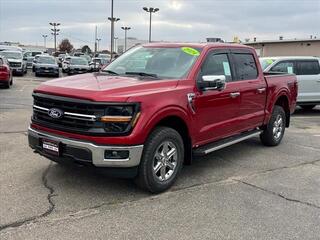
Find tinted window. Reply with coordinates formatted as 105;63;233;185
270;61;295;74
0;58;3;65
233;53;258;80
297;61;320;75
199;53;232;81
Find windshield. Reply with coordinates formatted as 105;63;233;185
38;56;56;64
260;58;275;70
70;58;88;65
0;51;22;60
103;46;202;79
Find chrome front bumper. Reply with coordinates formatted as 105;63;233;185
28;127;144;168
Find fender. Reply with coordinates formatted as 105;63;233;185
264;87;290;126
142;105;193;140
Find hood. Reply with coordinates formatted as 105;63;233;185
70;64;90;68
8;59;22;63
36;63;58;68
34;73;179;102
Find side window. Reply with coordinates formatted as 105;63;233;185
270;61;295;74
297;61;320;75
233;53;258;80
199;53;232;81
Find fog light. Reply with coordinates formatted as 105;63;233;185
104;150;129;160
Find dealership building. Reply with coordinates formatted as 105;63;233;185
244;38;320;57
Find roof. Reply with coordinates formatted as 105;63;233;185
141;42;252;50
245;38;320;45
260;56;320;60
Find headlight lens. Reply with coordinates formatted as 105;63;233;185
99;105;140;134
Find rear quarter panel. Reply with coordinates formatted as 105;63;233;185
263;74;297;125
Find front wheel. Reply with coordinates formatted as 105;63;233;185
136;127;184;193
260;105;286;146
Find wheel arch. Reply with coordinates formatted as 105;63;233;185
274;94;290;127
144;108;193;165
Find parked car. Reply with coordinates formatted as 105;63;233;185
64;56;90;75
0;56;13;88
34;55;59;77
89;57;109;72
28;43;297;193
263;56;320;110
0;50;27;75
23;51;43;68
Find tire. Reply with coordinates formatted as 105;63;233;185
260;105;286;146
10;77;13;85
5;80;10;89
300;105;316;110
35;72;39;77
135;127;184;193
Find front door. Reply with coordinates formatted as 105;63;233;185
192;50;241;146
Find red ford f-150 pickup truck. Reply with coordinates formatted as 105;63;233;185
28;43;297;193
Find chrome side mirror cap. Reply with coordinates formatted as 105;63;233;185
201;75;226;91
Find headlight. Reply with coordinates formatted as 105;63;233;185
99;104;140;134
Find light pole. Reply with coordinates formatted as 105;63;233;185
108;0;120;59
96;38;102;52
143;7;159;42
42;34;48;48
50;22;60;54
121;27;131;52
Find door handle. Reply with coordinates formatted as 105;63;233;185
230;92;240;98
257;87;266;93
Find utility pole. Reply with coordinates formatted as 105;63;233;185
108;0;120;60
114;37;118;54
50;22;60;54
121;27;131;52
143;7;159;42
42;34;48;48
97;38;102;52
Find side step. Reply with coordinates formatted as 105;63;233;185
193;129;262;156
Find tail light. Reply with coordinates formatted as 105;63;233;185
0;66;8;72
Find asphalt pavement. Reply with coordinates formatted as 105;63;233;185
0;71;319;240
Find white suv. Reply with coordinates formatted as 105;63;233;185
261;56;320;110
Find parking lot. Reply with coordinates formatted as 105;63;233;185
0;72;320;239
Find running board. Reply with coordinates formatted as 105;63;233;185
193;129;262;156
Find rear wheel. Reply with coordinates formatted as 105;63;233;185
300;105;316;110
260;105;286;146
136;127;184;193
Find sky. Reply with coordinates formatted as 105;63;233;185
0;0;319;50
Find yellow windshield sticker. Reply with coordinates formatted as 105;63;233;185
181;47;200;56
266;59;274;64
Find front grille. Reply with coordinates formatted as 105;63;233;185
9;62;21;68
32;93;109;135
40;67;54;71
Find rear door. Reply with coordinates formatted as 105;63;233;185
230;49;267;131
295;60;320;103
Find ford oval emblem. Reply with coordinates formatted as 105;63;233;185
48;108;64;119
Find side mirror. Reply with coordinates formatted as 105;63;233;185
200;75;226;91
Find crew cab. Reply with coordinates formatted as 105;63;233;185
261;56;320;110
28;43;297;193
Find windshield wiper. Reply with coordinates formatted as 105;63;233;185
101;69;119;75
125;71;158;78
